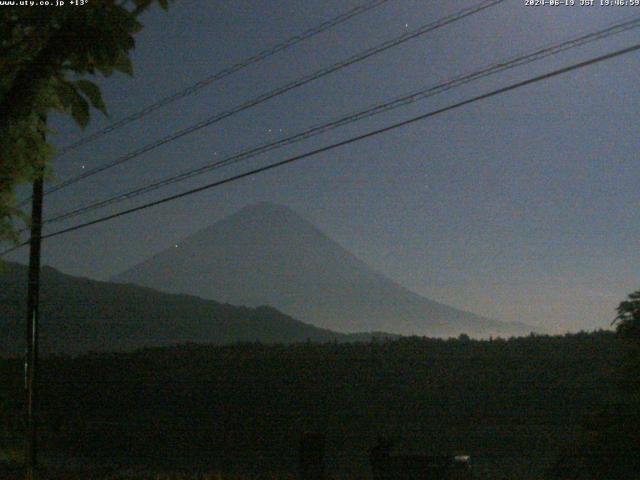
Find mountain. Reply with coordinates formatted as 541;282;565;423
0;262;389;356
113;202;532;337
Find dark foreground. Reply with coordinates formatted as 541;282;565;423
1;331;638;479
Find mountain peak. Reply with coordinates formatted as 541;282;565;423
238;201;297;215
221;202;310;228
185;203;328;252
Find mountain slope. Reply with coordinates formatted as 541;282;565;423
0;262;368;356
113;203;532;337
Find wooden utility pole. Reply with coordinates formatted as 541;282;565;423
24;164;45;480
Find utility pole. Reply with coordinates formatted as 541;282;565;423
25;126;45;480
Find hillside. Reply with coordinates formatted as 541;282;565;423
0;262;375;355
114;203;532;337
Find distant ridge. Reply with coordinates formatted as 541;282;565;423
114;202;533;338
0;262;394;356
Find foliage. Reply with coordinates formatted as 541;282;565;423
0;0;171;244
611;289;640;395
0;331;624;479
542;290;640;479
614;290;640;343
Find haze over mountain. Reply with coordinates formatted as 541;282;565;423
114;203;532;338
0;262;387;356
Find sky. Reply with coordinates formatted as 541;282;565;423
5;0;640;333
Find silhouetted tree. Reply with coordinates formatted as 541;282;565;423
613;289;640;395
614;290;640;342
0;0;172;244
548;290;640;479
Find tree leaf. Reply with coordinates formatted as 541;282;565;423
52;79;79;111
113;51;133;76
75;79;107;115
70;92;90;129
96;64;114;77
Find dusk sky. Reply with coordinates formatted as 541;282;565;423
5;0;640;333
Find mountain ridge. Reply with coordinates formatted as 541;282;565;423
0;261;396;356
113;202;533;337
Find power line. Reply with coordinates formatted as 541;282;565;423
16;0;390;208
33;0;505;199
3;40;638;256
41;15;640;226
51;0;391;158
